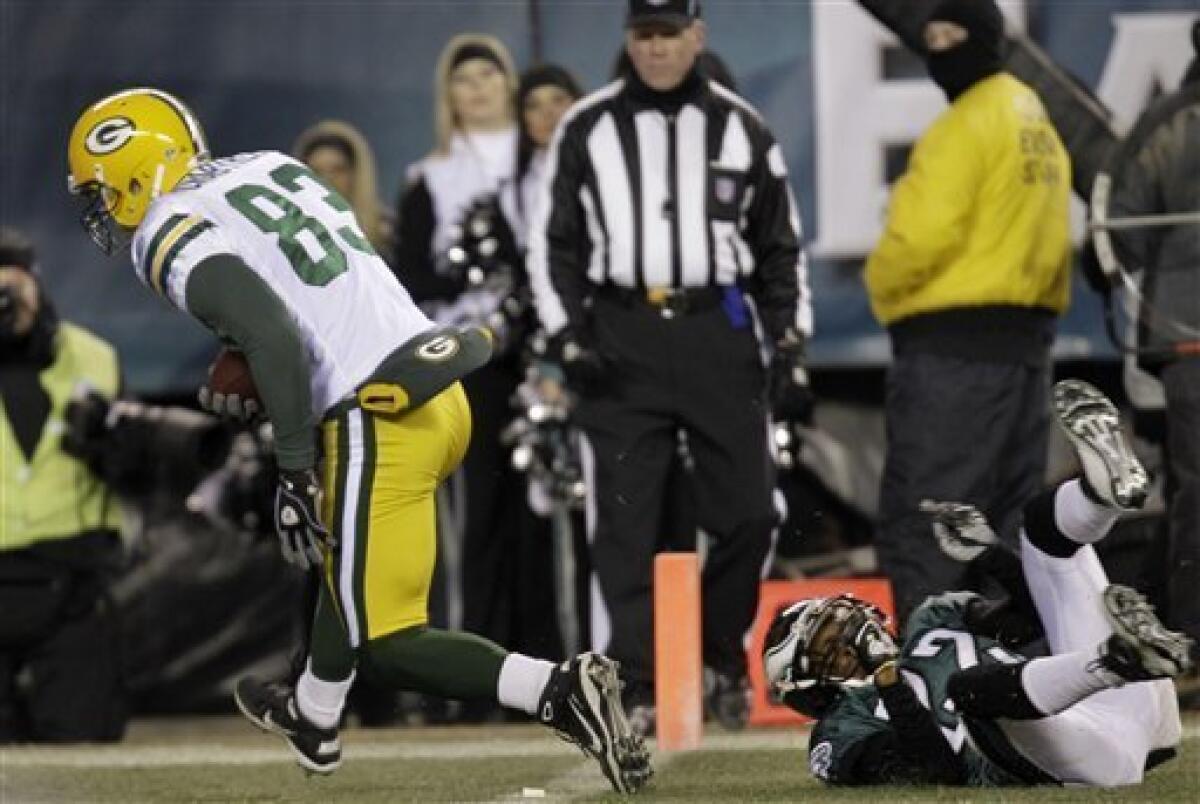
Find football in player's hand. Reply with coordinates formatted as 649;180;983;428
206;348;259;402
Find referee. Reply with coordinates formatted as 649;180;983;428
527;0;813;733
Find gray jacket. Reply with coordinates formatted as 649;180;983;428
1109;80;1200;367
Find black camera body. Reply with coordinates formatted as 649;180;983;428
0;284;19;340
62;389;232;499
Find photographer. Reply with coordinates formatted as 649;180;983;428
0;226;126;742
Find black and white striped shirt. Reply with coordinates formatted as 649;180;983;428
527;75;812;344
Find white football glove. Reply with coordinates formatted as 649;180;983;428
198;385;262;423
920;500;999;563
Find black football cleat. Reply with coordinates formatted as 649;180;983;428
537;653;653;794
234;677;341;775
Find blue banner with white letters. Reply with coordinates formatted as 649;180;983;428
2;0;1194;392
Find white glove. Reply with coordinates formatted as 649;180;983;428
198;385;262;423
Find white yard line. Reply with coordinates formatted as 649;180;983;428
0;725;1193;771
1;731;807;769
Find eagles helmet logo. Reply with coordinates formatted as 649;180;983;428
84;117;135;155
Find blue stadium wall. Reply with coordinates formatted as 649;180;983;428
1;0;1194;393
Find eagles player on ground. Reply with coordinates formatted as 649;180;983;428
764;380;1193;787
66;88;651;795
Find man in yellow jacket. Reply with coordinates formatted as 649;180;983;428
865;0;1071;620
0;227;126;741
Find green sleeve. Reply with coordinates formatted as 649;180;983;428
184;254;316;470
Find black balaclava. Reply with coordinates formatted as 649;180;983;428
1183;20;1200;87
925;0;1006;102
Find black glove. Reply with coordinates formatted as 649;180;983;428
769;338;814;425
275;467;334;570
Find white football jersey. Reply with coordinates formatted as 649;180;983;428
131;151;433;417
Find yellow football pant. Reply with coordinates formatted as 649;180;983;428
319;382;471;646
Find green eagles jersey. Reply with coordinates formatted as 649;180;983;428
808;592;1029;787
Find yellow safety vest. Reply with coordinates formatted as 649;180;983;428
865;73;1073;326
0;323;122;552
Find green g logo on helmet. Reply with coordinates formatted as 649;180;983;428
84;117;136;155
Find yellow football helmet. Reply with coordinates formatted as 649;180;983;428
67;88;209;253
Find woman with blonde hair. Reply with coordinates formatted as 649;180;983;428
395;32;519;297
292;120;394;258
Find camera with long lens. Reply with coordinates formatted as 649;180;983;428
62;387;232;498
0;285;19;340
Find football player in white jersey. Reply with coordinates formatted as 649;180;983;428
66;88;651;795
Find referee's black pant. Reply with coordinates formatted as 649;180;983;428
575;289;777;688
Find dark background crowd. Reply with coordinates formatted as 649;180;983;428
1;0;1197;742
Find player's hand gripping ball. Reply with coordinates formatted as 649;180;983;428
199;348;262;423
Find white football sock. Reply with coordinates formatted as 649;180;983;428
497;653;555;715
1021;648;1124;716
1054;479;1118;546
296;660;355;729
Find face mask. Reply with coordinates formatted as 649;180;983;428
926;40;1002;101
924;0;1005;101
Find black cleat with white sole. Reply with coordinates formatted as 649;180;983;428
234;676;342;775
1099;585;1194;682
1053;379;1149;510
537;653;653;794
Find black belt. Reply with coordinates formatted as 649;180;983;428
597;285;726;318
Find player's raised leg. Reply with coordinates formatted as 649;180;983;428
947;380;1190;785
1019;379;1149;653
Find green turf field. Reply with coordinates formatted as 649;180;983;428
1;716;1196;802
